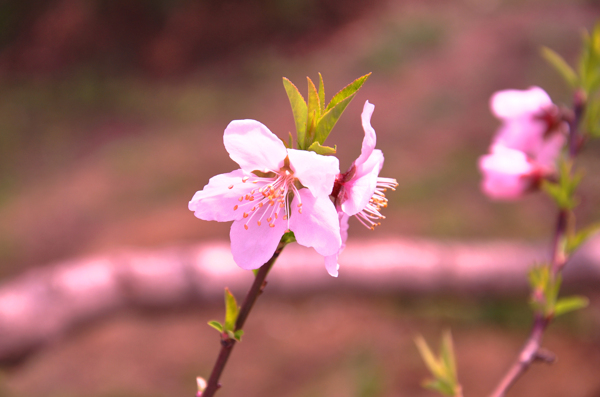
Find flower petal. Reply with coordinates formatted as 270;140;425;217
323;213;350;277
341;149;384;216
287;149;339;198
189;169;257;221
490;87;552;119
355;100;377;167
478;145;534;200
224;119;287;172
289;189;341;256
229;209;288;270
535;132;565;171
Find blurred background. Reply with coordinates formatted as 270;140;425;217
1;0;600;396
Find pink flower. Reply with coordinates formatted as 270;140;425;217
325;101;398;276
479;87;566;200
189;119;342;270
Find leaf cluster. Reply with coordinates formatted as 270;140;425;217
207;288;244;342
283;73;371;152
542;22;600;137
528;264;588;318
541;158;582;210
415;331;462;397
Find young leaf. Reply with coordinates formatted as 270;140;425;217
415;335;444;379
440;331;457;381
566;222;600;254
233;329;245;341
307;141;337;155
307;77;321;121
224;288;239;331
208;320;223;333
541;46;579;88
283;77;308;149
423;379;456;397
554;295;589;317
325;72;371;111
314;94;355;145
318;73;326;114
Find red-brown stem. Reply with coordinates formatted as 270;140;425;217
489;92;585;397
201;241;286;397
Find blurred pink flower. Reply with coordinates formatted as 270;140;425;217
326;101;398;276
480;87;566;200
189;119;341;271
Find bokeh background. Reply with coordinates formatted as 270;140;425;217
1;0;600;396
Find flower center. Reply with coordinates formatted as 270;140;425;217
352;177;398;230
228;164;303;230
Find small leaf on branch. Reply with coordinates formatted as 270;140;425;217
325;72;371;111
283;77;308;149
541;46;579;88
566;222;600;254
415;333;462;396
554;295;589;317
314;94;355;145
224;288;239;331
318;73;326;114
208;320;223;333
307;142;337;155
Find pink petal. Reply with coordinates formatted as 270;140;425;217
289;189;341;256
490;87;552;119
189;170;257;221
535;132;565;171
478;145;534;200
341;149;384;216
287;149;339;198
493;118;547;155
323;213;350;277
224;119;287;173
354;100;377;167
229;210;288;270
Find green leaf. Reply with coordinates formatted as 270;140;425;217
325;72;371;111
541;47;579;88
307;141;337;155
415;335;444;379
423;379;456;397
314;94;355;145
307;77;321;121
224;288;239;331
283;77;308;149
566;222;600;254
554;295;589;317
233;329;245;341
208;320;223;333
318;73;326;114
305;110;318;147
440;331;457;381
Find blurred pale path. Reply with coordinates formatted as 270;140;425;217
1;236;599;365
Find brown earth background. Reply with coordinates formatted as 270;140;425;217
1;0;600;396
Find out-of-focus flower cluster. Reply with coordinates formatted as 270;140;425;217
479;87;567;200
189;75;397;277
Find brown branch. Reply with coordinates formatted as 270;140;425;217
201;240;286;397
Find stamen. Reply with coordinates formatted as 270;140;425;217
233;205;238;210
242;176;249;183
244;224;248;230
228;185;234;189
257;221;261;226
243;212;249;218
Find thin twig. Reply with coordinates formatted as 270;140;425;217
489;93;585;397
201;240;287;397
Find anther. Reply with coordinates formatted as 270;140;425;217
257;221;261;226
298;208;303;214
243;212;249;218
238;196;244;202
283;215;288;220
228;185;234;189
269;224;275;228
233;205;238;210
244;224;249;230
267;217;272;222
242;176;249;183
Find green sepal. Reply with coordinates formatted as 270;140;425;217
283;77;308;149
208;320;223;333
307;141;337;155
224;288;239;332
415;331;461;397
554;295;589;317
281;230;296;244
541;46;579;89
